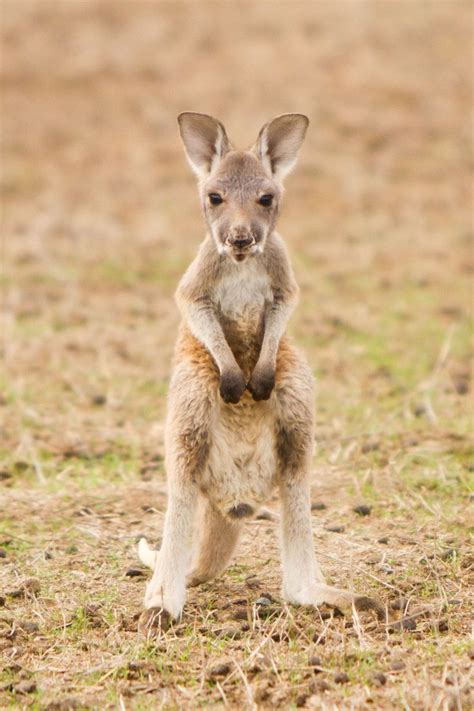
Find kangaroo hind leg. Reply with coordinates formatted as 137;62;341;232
187;499;242;587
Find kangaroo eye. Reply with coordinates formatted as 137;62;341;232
258;194;273;207
208;193;223;205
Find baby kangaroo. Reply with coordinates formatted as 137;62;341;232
138;113;383;634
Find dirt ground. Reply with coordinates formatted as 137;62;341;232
1;1;473;709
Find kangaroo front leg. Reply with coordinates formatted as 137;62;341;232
249;285;297;402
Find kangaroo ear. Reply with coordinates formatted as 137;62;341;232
177;112;231;178
253;113;309;181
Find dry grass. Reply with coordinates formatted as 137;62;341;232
1;1;473;709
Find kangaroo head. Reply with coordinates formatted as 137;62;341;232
178;112;309;263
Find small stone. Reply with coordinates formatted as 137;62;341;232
370;672;387;687
353;504;372;516
432;619;449;633
389;660;406;671
311;631;326;644
390;597;409;612
22;578;41;595
241;622;250;632
317;680;332;692
309;656;323;673
311;502;327;511
15;680;37;694
454;377;469;395
91;394;107;406
208;663;231;679
379;563;394;574
128;660;148;672
296;693;309;707
377;537;389;544
325;524;345;533
317;610;333;620
245;576;261;588
334;672;349;684
362;440;380;453
233;608;249;621
18;620;39;633
218;627;241;640
44;697;82;710
389;617;417;632
5;663;21;673
253;683;270;702
125;567;145;578
255;596;272;606
24;577;41;592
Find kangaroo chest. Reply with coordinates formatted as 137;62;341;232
214;260;272;321
214;260;272;373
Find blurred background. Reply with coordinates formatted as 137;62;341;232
2;0;472;475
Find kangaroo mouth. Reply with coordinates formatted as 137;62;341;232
228;243;258;263
233;251;250;262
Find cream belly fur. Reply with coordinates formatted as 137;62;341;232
201;396;277;517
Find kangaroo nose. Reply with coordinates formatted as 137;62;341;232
232;236;253;249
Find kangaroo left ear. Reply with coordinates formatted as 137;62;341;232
253;113;309;181
178;112;231;179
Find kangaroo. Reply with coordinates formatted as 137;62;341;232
138;113;383;634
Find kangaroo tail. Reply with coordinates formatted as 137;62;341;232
137;538;158;570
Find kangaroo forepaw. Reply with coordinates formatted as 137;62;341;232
248;366;275;401
219;368;247;404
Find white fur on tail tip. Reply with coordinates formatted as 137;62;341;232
138;538;158;570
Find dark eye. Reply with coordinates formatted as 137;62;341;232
258;194;273;207
208;193;223;205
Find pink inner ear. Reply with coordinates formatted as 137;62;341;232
256;115;308;179
179;114;230;175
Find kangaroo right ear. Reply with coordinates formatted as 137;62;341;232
177;112;231;179
253;113;309;181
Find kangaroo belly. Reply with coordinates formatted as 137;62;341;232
201;396;277;518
